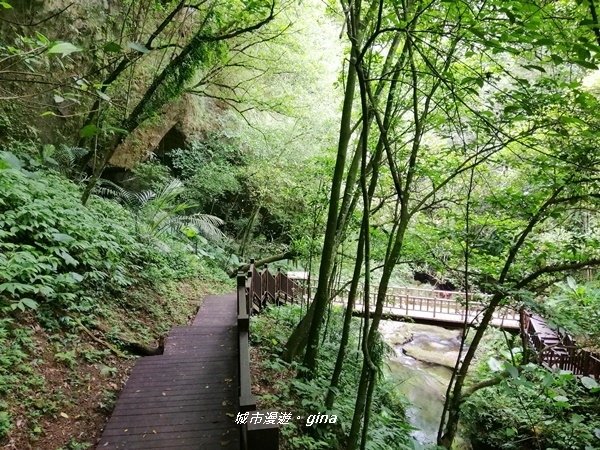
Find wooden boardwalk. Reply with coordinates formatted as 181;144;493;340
349;301;520;329
523;312;600;378
96;294;239;449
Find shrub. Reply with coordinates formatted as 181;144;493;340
462;363;600;449
0;163;144;312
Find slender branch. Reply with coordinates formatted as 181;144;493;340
460;371;509;401
516;258;600;288
0;2;74;26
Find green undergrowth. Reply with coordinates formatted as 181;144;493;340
0;157;233;447
461;333;600;450
250;304;413;450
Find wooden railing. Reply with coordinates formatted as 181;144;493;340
521;311;600;379
248;264;301;313
293;279;519;327
237;260;299;450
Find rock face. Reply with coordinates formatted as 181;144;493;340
108;95;197;169
108;96;227;169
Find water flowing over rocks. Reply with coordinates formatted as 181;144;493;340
380;321;468;447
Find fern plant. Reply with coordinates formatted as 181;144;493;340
36;144;88;179
94;178;225;245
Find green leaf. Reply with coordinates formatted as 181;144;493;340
506;364;519;379
79;124;99;138
70;272;84;283
127;42;150;54
0;1;12;8
542;372;554;387
52;233;75;243
503;105;521;115
0;283;25;294
103;125;128;135
58;250;78;266
20;298;39;310
521;64;546;73
487;357;502;372
581;376;599;390
0;151;23;169
96;90;110;101
535;37;554;46
553;395;569;403
47;42;81;57
573;59;597;70
103;41;122;53
35;32;49;45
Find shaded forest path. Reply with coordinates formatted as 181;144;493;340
96;294;239;449
94;267;599;450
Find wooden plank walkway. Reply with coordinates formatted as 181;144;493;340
96;294;239;449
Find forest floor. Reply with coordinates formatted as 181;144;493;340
2;278;228;450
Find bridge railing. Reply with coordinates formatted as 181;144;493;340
521;311;600;379
237;260;299;450
296;279;519;325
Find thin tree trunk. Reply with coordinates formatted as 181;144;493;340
239;204;260;258
438;293;502;447
347;38;376;448
283;47;358;370
360;368;377;450
325;224;365;409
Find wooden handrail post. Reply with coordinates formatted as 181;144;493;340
237;260;281;450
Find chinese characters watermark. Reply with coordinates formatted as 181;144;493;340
235;411;338;427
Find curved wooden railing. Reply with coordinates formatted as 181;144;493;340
237;260;299;450
521;311;600;379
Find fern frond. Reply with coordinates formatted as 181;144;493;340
54;146;88;172
133;190;157;207
93;179;136;207
183;213;225;241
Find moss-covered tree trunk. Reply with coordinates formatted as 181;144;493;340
81;2;276;205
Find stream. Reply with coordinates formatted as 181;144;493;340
380;321;466;447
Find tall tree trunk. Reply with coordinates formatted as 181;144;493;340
283;48;358;370
325;223;365;409
360;367;377;450
438;293;502;447
347;38;377;447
